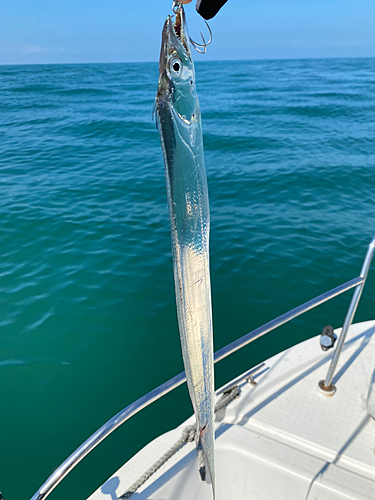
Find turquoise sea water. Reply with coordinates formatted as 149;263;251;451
1;58;375;500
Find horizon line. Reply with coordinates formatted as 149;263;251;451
1;54;375;67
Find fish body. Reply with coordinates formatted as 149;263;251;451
156;6;215;496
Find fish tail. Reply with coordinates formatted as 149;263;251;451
197;431;215;498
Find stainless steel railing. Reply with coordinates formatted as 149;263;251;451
319;234;375;394
30;234;375;500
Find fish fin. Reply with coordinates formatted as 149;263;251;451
199;465;206;481
198;433;215;499
197;445;206;481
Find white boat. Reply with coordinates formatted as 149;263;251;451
30;235;375;500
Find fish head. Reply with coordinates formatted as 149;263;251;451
157;7;198;124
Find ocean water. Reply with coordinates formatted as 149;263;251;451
1;58;375;500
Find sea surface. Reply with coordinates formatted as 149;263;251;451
1;58;375;500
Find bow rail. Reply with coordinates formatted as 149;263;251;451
31;234;375;500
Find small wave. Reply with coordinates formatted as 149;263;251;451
203;134;283;152
11;85;58;93
0;359;26;366
282;104;359;118
54;88;114;96
26;308;54;331
0;358;70;367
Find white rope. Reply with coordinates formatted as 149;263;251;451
119;385;240;499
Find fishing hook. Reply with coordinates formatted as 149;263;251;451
189;20;212;54
171;1;213;54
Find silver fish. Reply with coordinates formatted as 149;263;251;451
156;5;215;496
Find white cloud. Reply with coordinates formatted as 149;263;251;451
22;45;51;54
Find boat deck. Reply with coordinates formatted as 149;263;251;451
89;320;375;500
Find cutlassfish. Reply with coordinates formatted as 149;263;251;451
156;4;215;496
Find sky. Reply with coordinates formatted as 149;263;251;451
1;0;375;65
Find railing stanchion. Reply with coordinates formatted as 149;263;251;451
319;235;375;395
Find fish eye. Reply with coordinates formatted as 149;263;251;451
169;57;182;76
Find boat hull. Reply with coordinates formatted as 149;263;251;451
89;320;375;500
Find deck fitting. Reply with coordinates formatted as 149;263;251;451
318;380;336;396
247;375;257;386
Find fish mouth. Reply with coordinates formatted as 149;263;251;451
174;10;182;40
159;5;191;60
170;6;191;53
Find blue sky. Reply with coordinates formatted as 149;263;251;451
1;0;375;64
